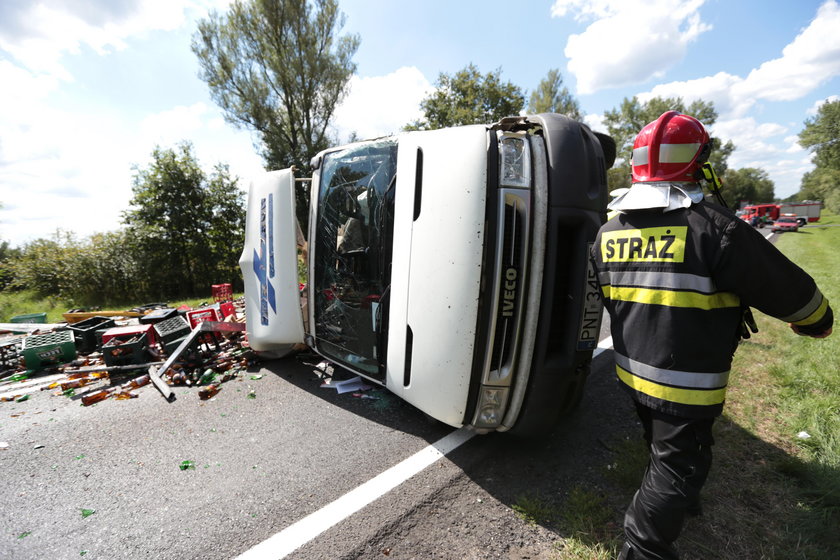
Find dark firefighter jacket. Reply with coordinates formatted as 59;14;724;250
591;201;833;418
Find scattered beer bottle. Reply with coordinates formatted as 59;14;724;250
169;369;187;386
68;370;109;380
198;384;220;400
60;378;92;391
197;369;216;386
122;374;150;390
81;388;114;406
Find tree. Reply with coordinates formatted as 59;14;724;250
122;143;245;299
0;239;20;291
799;99;840;170
405;64;525;130
7;232;78;300
528;68;582;120
799;168;840;213
603;96;735;191
192;0;359;172
721;167;775;207
205;163;247;290
798;99;840;212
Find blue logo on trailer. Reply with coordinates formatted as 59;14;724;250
254;194;276;325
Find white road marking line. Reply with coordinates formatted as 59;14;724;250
235;427;475;560
764;230;774;239
593;336;613;358
237;335;617;559
0;372;68;400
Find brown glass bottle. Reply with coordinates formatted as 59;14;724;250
122;374;150;390
198;384;221;400
81;389;114;406
60;378;92;390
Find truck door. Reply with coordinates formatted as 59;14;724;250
239;169;306;352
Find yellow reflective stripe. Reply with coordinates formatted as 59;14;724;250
602;286;740;310
617;365;726;406
793;297;829;326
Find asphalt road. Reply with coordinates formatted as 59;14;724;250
0;224;791;559
0;315;629;560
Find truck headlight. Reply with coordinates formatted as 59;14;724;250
473;386;509;429
499;134;531;188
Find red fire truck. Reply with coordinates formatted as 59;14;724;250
741;201;821;227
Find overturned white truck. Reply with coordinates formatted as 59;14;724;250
240;114;615;435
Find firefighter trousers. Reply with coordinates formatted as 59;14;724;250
619;403;715;560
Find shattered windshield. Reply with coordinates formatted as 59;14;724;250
312;139;397;379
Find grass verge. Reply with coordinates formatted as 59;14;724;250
0;289;232;323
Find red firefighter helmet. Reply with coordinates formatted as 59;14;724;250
631;111;711;183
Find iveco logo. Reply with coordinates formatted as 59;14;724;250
502;267;517;317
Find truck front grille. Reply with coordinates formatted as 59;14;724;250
483;190;530;386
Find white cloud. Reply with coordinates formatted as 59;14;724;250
583;112;607;134
784;135;806;154
638;72;753;118
0;0;258;246
584;1;840;112
735;1;840;102
712;117;812;197
552;0;711;94
0;0;226;79
621;1;840;197
140;102;212;146
0;82;261;247
331;67;432;142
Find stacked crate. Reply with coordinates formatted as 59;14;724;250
212;283;233;303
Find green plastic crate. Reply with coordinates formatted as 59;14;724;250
11;312;48;324
22;331;76;370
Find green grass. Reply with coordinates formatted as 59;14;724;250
0;289;69;323
604;437;648;491
560;486;615;538
513;494;559;526
0;289;234;323
554;213;840;559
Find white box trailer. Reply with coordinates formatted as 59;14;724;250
240;114;615;435
779;201;821;225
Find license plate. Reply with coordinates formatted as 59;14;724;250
577;242;603;351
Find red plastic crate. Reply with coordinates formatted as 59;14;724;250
219;301;235;318
101;324;157;346
186;307;221;329
212;283;233;303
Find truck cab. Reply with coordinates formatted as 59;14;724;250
240;114;614;435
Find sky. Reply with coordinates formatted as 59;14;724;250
1;0;839;248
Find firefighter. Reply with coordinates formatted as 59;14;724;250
591;111;834;560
